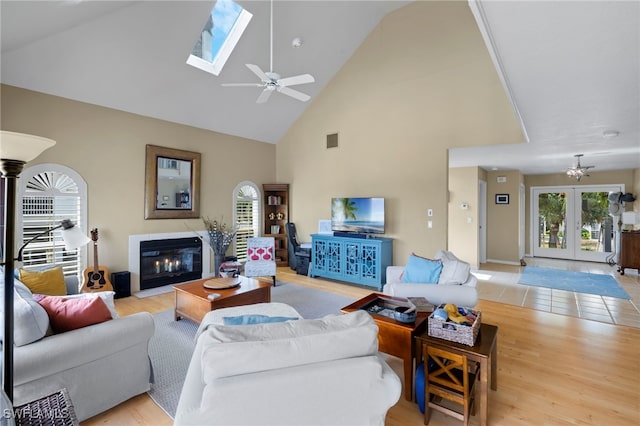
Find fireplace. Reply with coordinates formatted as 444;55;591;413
139;237;202;290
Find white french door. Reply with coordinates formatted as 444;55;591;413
532;185;623;262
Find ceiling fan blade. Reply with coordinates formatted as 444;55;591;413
246;64;270;82
277;86;311;102
222;83;264;87
278;74;315;87
256;88;274;104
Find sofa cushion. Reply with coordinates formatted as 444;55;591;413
0;280;50;346
62;291;119;319
401;253;442;284
199;310;378;380
18;267;67;296
435;250;471;285
35;295;112;333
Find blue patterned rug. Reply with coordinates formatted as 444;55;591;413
518;267;630;299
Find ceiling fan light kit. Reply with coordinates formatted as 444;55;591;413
222;0;315;103
566;153;594;181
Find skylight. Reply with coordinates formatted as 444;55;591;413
186;0;252;76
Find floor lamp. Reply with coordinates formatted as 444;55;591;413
1;131;56;403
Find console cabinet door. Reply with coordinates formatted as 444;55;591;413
360;241;382;285
326;239;343;279
312;238;328;275
344;241;362;281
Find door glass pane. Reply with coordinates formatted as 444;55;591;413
579;191;614;254
537;192;567;250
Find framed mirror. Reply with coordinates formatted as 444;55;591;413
145;144;201;219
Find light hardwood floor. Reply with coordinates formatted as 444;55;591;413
83;265;640;425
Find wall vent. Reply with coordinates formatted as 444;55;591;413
326;133;338;149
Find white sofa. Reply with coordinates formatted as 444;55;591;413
175;303;401;426
383;250;479;307
3;275;154;422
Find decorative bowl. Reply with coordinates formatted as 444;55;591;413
393;306;417;323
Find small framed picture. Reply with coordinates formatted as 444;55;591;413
495;194;509;204
318;219;332;235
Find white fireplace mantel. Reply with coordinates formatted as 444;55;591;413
128;231;212;293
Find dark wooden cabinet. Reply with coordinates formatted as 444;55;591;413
263;183;289;267
618;231;640;275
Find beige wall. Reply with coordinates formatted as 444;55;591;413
486;170;523;264
1;84;276;274
448;167;481;268
276;1;523;265
524;169;636;252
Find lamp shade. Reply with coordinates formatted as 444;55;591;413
622;211;640;226
0;131;56;162
60;223;91;250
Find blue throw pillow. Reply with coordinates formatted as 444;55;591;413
401;254;443;284
222;314;299;326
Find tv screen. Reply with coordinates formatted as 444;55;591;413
331;197;385;234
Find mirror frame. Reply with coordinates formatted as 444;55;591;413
145;144;201;219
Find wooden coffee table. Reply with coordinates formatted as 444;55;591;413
173;276;271;323
341;292;429;401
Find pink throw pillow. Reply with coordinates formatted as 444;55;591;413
248;247;273;261
35;295;112;333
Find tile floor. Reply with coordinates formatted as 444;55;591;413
474;257;640;328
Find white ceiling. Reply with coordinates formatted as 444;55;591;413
0;0;409;144
454;0;640;175
1;0;639;176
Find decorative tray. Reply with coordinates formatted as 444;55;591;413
203;277;241;290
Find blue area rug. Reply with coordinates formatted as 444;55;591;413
518;266;630;299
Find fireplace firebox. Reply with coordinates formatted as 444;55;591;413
140;237;202;290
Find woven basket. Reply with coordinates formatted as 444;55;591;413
13;388;79;426
428;305;481;346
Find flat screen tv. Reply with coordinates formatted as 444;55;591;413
331;197;385;234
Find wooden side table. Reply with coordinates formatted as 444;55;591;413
342;292;428;401
415;323;499;426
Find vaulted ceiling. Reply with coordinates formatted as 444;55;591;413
1;1;638;175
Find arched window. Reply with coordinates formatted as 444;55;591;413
232;181;261;261
17;164;88;283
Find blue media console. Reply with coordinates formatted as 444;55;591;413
310;233;393;290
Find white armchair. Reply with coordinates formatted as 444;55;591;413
175;305;401;426
244;237;277;286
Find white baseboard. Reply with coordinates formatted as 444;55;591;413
485;258;521;266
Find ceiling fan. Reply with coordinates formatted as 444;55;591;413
222;0;315;103
566;154;595;181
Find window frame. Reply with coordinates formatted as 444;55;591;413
16;163;88;284
186;0;253;76
232;181;261;262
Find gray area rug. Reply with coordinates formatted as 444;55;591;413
147;282;356;418
273;280;355;318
